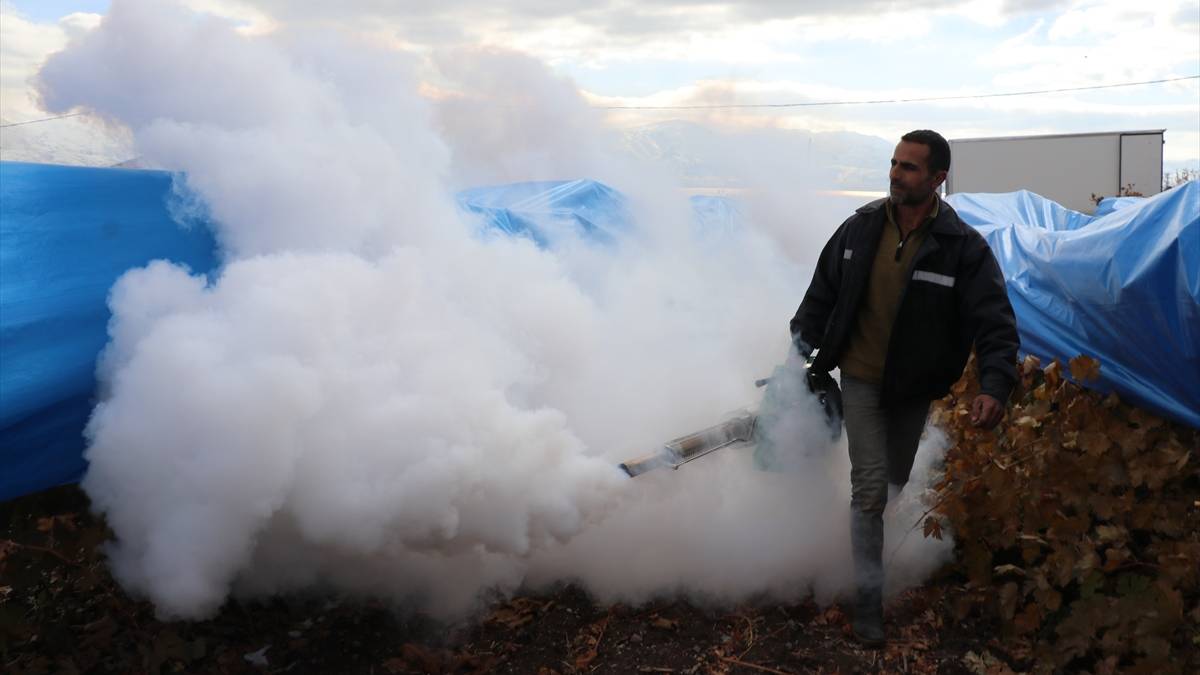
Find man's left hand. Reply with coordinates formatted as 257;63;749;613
970;394;1004;429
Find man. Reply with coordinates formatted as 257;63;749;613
790;130;1019;647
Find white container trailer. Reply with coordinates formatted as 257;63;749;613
946;130;1164;214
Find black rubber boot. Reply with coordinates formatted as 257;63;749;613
850;509;886;648
852;586;884;647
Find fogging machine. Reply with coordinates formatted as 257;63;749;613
618;356;843;477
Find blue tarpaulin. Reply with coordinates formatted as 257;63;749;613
2;161;1197;501
456;179;744;243
1;162;220;500
457;179;630;246
947;183;1199;428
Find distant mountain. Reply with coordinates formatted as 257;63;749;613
0;114;133;167
1;113;897;193
621;120;892;191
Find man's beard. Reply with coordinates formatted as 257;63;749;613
889;184;932;206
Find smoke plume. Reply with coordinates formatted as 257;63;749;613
36;0;951;620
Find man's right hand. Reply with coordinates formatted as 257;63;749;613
970;393;1004;429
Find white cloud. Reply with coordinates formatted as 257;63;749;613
175;1;949;68
179;0;278;34
982;0;1199;88
0;5;119;163
4;0;1196;167
0;9;69;117
0;9;101;111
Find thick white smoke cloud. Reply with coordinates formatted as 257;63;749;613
432;47;635;190
36;4;454;257
38;0;951;620
86;249;627;617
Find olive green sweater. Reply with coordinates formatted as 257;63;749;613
838;198;939;382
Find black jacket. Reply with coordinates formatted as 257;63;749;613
790;197;1019;406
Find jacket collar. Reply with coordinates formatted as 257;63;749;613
856;195;965;237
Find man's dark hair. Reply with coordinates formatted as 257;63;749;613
901;129;951;174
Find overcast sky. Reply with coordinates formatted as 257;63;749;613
2;0;1198;165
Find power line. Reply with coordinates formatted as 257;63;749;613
0;112;84;128
2;75;1194;124
599;75;1200;110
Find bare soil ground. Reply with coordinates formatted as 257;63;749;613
3;484;1016;675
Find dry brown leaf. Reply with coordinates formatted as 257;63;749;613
486;597;543;629
1068;355;1101;382
574;647;598;671
1093;524;1125;543
1043;361;1061;389
1077;430;1110;456
992;564;1026;578
400;643;444;674
923;516;944;540
0;539;16;564
1012;601;1042;634
381;657;407;674
997;582;1020;620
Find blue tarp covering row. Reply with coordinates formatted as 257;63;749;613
947;183;1199;428
1;160;1197;500
1;162;220;499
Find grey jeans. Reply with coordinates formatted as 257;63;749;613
840;374;931;516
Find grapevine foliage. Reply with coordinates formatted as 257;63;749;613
927;354;1200;673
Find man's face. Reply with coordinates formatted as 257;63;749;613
888;141;946;206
